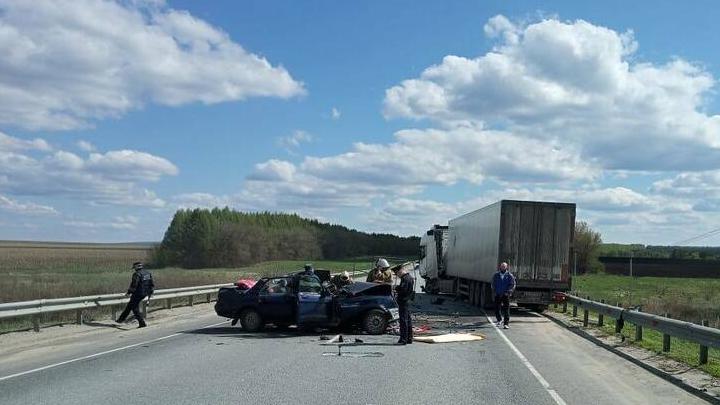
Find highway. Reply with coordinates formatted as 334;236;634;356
0;295;708;405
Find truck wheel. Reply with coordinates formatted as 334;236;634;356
240;309;263;332
363;309;388;335
527;304;547;313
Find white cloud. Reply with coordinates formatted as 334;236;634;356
0;194;58;215
276;130;313;154
77;140;95;152
0;132;176;207
86;150;178;181
384;15;720;172
0;131;52;152
0;0;305;130
244;124;596;211
64;215;139;230
173;193;234;209
331;107;341;120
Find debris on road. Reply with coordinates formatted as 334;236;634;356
414;333;485;344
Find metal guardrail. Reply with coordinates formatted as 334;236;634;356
0;283;233;332
561;293;719;365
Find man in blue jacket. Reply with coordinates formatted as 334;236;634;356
492;262;516;329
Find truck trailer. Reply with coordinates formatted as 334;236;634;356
419;200;575;311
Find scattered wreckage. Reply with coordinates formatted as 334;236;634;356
215;271;399;335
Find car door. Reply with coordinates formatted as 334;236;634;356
296;274;330;325
257;277;294;323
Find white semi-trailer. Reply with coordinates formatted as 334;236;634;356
420;200;575;311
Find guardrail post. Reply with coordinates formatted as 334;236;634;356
662;313;671;352
598;300;605;326
111;305;117;322
699;320;709;365
207;293;211;303
141;301;147;319
635;324;642;341
583;309;589;327
562;301;567;313
166;298;172;310
33;315;40;332
572;304;578;317
76;309;83;325
189;295;194;307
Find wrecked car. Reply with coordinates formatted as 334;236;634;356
215;272;399;334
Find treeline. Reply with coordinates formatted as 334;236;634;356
600;244;720;260
152;208;419;268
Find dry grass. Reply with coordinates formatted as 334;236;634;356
0;243;376;332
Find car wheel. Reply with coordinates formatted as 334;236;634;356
363;309;388;335
240;309;263;332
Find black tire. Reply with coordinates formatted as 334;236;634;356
239;309;263;332
363;309;388;335
526;304;547;313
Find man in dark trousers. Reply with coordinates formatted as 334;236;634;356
116;262;154;328
392;263;415;345
492;262;516;329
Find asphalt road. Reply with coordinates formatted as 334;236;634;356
0;295;708;405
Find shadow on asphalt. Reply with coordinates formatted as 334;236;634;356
83;321;126;330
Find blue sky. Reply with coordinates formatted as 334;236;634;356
2;0;720;244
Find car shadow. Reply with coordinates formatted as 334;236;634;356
184;325;351;340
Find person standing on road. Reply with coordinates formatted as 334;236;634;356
492;262;515;329
393;263;415;345
367;258;393;284
116;262;154;328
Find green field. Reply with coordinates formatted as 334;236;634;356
571;274;720;328
560;274;720;377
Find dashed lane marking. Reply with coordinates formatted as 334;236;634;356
485;314;568;405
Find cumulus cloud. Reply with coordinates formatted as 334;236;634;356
276;130;313;154
0;0;305;130
0;132;176;207
64;215;139;230
331;107;341;120
239;123;597;212
173;192;234;209
0;131;52;152
77;140;95;152
0;194;58;215
384;15;720;171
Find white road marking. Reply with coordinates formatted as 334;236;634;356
0;320;229;382
486;315;568;405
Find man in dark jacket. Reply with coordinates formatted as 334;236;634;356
392;263;415;345
116;262;154;328
492;262;516;329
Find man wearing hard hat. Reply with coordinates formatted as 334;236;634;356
366;258;393;284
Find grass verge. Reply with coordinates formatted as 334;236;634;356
550;305;720;378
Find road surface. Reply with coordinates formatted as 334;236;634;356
0;294;708;405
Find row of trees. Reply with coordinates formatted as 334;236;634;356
600;244;720;260
152;208;419;268
574;221;603;274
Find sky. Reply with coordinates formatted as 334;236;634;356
2;0;720;245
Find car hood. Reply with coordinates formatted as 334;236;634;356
341;281;392;296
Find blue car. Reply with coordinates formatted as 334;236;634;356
215;272;399;335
